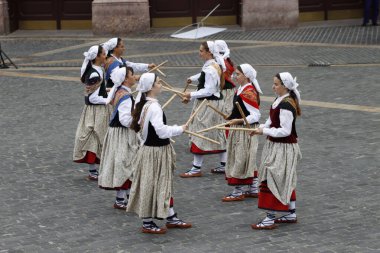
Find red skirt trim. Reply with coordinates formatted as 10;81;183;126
225;171;257;185
226;177;253;185
74;151;100;164
190;143;225;155
99;179;132;191
170;197;174;207
258;181;296;212
254;171;258;178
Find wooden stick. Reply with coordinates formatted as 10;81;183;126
148;60;168;77
183;82;190;92
235;102;250;128
160;79;175;89
162;81;189;109
216;126;257;132
207;102;228;119
162;94;177;109
184;130;220;145
160;79;182;108
186;99;207;125
162;86;186;97
170;138;175;143
196;122;230;133
156;68;166;77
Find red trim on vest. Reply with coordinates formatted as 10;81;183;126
74;151;100;164
258;181;296;212
240;85;259;109
190;143;225;154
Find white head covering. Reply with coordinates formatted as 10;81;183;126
239;64;263;94
215;40;230;59
81;45;100;78
101;37;118;55
106;67;127;104
135;73;156;105
279;72;301;101
206;41;226;72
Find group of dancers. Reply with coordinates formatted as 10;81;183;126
72;37;302;234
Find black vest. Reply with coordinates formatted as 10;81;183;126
197;71;223;100
227;94;250;120
84;94;99;105
109;95;135;128
83;67;107;104
144;112;170;147
227;93;259;125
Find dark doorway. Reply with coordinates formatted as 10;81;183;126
149;0;239;27
299;0;364;20
8;0;19;32
11;0;92;30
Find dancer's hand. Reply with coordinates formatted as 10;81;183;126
183;92;191;99
148;63;156;69
182;97;190;104
228;119;244;126
249;128;263;136
181;124;188;131
187;79;192;84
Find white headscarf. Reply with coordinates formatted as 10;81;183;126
206;41;226;72
135;73;156;105
80;45;99;78
106;67;127;104
102;37;118;55
239;64;263;94
215;40;230;60
279;72;301;101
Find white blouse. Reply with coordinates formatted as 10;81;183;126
88;65;107;105
260;93;294;138
117;86;133;127
111;55;149;73
138;98;183;142
189;59;220;99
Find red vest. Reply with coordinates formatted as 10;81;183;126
268;98;298;143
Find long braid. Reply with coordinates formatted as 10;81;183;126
131;93;147;132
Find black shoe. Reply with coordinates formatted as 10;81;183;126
373;23;378;26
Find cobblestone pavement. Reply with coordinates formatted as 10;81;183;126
0;24;379;253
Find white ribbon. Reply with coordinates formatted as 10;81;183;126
101;37;118;55
279;72;301;101
207;41;226;72
239;64;263;94
106;67;127;104
135;73;156;105
215;40;230;59
80;45;99;78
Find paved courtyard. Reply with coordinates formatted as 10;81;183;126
0;24;379;252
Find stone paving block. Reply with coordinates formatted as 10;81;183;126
0;28;379;252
